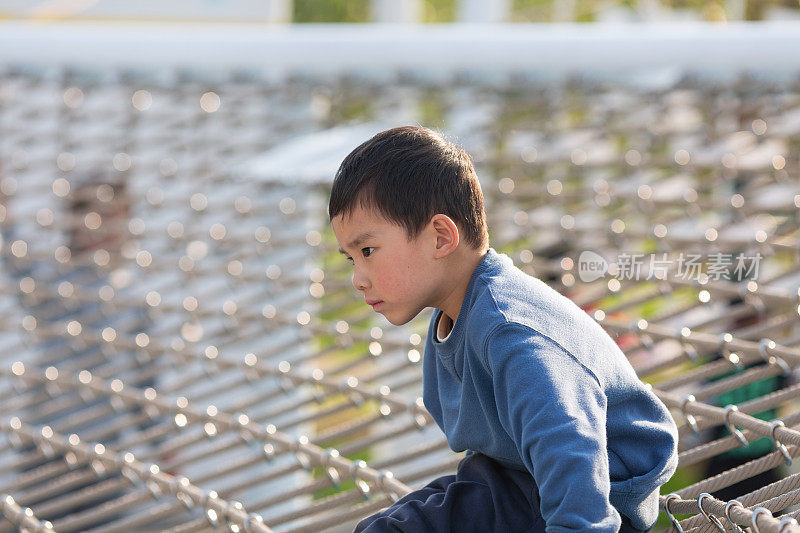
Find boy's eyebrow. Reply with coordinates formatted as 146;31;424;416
338;232;374;255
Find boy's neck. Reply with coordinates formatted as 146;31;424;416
435;245;488;333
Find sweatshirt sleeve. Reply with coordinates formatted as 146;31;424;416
485;323;621;533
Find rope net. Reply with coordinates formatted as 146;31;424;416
0;68;799;532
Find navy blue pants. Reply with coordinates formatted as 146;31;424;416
355;452;647;532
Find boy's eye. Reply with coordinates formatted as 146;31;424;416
362;247;374;257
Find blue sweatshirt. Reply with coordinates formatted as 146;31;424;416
423;249;678;532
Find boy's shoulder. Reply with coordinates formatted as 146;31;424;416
463;249;591;337
462;250;628;378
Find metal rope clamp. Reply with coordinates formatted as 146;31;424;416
679;335;699;363
322;449;341;489
750;507;773;533
779;516;799;533
680;394;699;434
723;405;749;449
262;442;276;462
143;404;161;422
222;500;244;531
377;470;400;503
760;338;791;377
351;460;371;501
663;493;683;533
769;420;793;466
724;500;746;533
717;333;742;370
346;387;365;407
742;287;767;317
37;438;56;460
243;365;260;384
237;416;256;447
277;376;294;394
91;457;109;478
7;431;24;451
697;493;725;532
243;513;266;533
717;332;731;353
5;499;24;529
144;475;163;499
1;495;13;514
144;464;170;498
293;437;312;471
62;449;78;470
109;391;126;413
120;463;139;484
170;476;195;510
201;490;221;529
629;320;653;351
410;398;428;430
311;385;326;404
44;381;62;401
35;519;54;532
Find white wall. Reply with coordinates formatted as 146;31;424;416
2;22;800;79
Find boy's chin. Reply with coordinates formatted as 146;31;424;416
380;310;415;326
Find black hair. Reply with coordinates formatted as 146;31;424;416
328;126;488;249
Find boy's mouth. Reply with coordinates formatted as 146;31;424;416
365;298;384;310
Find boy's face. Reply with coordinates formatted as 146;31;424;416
332;205;439;326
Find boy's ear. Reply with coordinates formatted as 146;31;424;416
429;214;459;259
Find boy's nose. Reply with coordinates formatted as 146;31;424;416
352;270;370;291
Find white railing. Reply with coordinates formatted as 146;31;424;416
2;21;800;76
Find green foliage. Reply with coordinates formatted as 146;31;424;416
293;0;456;22
291;0;800;23
423;0;458;22
511;0;603;21
713;374;781;458
311;439;373;500
418;92;449;129
295;0;800;24
512;0;556;20
293;0;370;23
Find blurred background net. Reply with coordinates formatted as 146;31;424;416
1;1;800;532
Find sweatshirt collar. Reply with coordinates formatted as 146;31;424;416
433;248;503;353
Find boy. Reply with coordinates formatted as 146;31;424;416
329;126;678;532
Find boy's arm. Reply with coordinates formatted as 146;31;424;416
485;323;621;533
